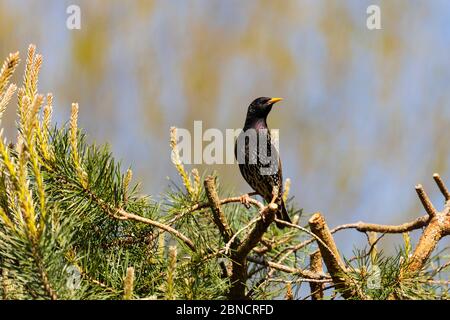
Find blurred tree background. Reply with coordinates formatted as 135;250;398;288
1;0;450;257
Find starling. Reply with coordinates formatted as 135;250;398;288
235;97;291;228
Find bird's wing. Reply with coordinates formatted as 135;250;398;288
234;129;284;201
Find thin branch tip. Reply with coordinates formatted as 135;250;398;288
432;173;450;200
415;184;437;217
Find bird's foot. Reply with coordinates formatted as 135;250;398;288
239;194;252;209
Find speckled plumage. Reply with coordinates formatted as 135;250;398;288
235;97;291;228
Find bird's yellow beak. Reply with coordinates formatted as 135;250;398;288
268;97;283;105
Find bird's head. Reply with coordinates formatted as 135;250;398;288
245;97;283;126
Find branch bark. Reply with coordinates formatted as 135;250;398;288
406;175;450;273
309;250;324;300
228;203;278;300
204;176;234;243
415;184;437;217
309;212;364;299
433;173;450;201
335;216;430;234
117;209;196;252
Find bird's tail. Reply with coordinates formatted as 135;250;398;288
275;198;291;229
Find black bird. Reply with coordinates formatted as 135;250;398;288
235;97;291;228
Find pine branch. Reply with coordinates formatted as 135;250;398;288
407;175;450;273
309;250;325;300
332;216;430;234
117;208;196;252
309;213;366;299
433;173;450;200
204;176;234;243
228;193;278;300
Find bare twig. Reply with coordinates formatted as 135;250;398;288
433;173;450;201
415;184;437;217
117;209;196;252
334;216;430;234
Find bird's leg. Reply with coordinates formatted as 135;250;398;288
270;186;279;205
